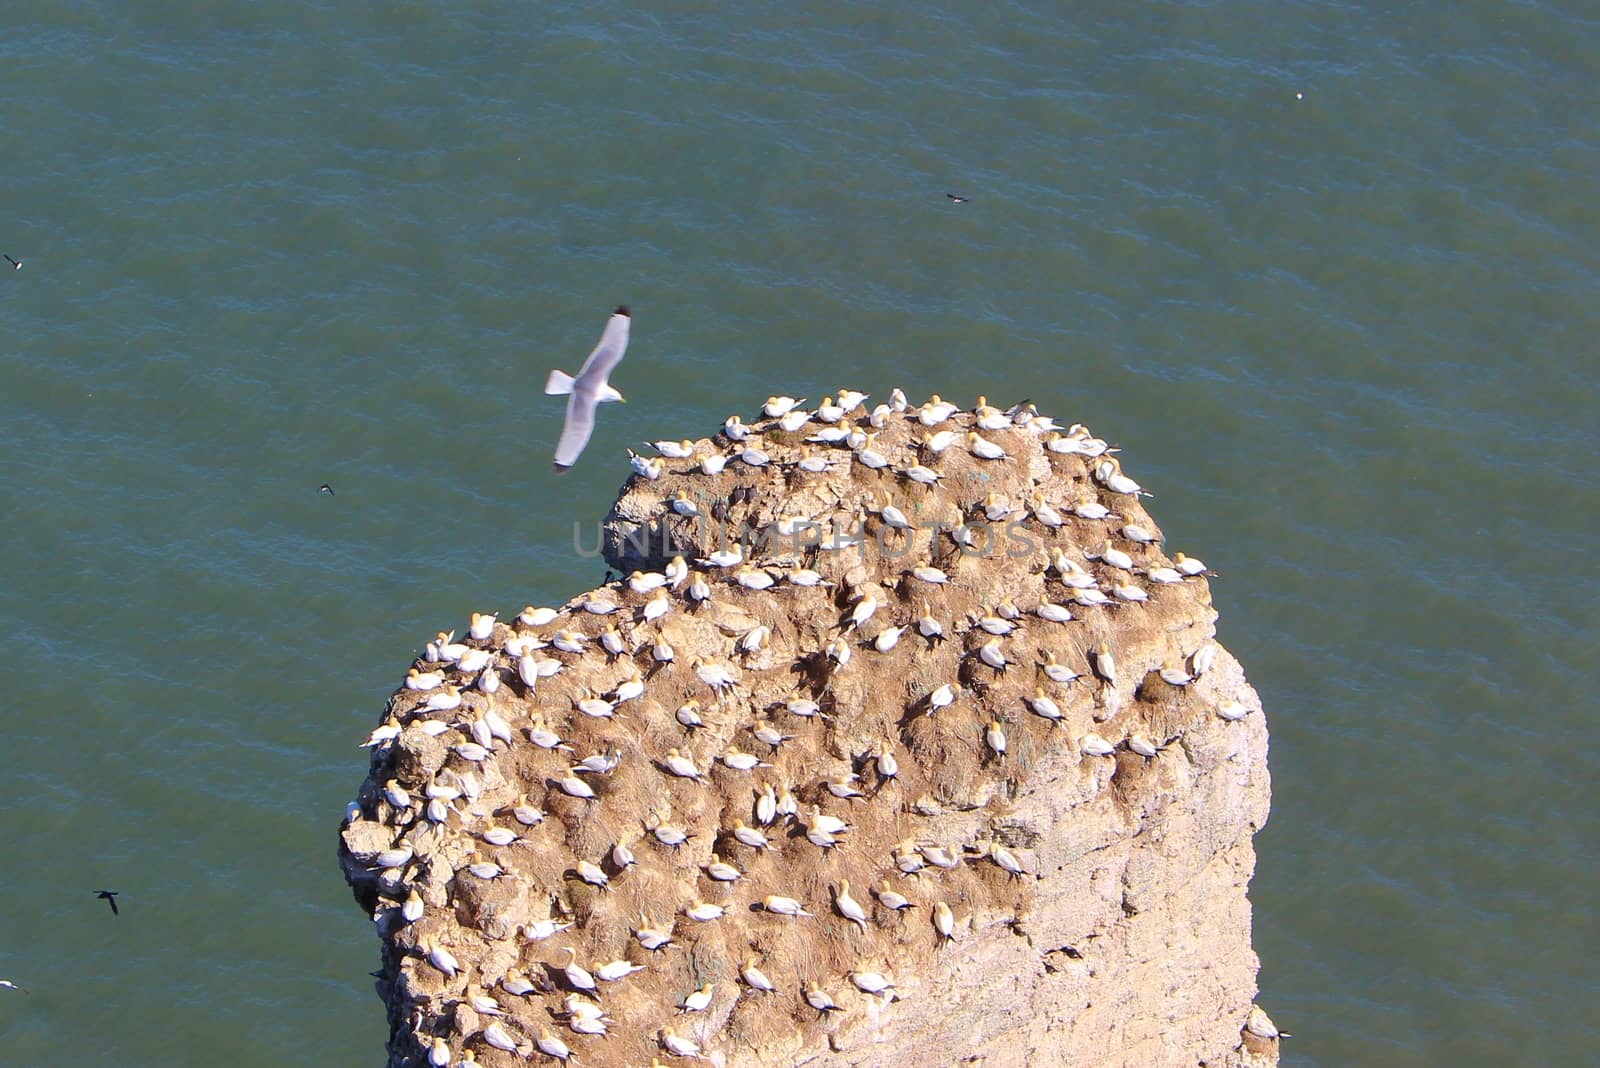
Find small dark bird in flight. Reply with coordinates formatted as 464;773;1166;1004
3;254;21;270
319;484;335;495
95;890;120;915
945;193;969;203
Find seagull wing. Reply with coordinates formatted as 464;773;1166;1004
552;307;630;472
573;306;631;387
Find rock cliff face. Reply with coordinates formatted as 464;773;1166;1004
339;391;1278;1068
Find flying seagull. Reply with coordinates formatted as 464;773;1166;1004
3;254;20;270
945;193;969;203
0;979;26;993
545;305;630;473
319;483;335;496
95;889;120;915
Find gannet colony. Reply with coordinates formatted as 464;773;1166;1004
339;389;1280;1067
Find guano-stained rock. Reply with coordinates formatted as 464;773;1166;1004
340;391;1278;1068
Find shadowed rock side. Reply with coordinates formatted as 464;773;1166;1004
340;392;1279;1068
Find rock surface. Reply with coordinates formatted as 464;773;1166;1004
339;391;1279;1067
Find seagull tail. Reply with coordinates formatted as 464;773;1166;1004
544;369;576;396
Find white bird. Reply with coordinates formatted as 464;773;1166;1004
874;883;914;911
660;1028;702;1057
1;979;27;993
425;942;461;977
1245;1006;1291;1040
1174;551;1210;576
851;970;896;996
805;984;843;1013
662;747;705;781
596;959;646;982
902;463;941;485
742;957;777;992
977;638;1009;671
933;901;955;942
985;720;1008;757
927;683;956;713
535;1028;574;1062
558;948;596;992
1028;688;1064;725
482;1022;520;1053
762;894;812;917
967;431;1008;460
684;899;725;922
1217;700;1252;721
834;880;869;930
546;305;630;472
1080;733;1116;757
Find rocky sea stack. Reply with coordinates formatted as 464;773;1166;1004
339;390;1278;1067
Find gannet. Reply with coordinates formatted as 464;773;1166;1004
481;825;520;847
675;701;705;729
575;692;616;719
527;720;573;751
1028;688;1065;725
1112;578;1149;603
705;854;742;881
518;605;559;627
1093;542;1135;571
1030;496;1065;528
977;613;1017;635
741;957;777;993
512;797;546;826
556;947;597;992
688;575;711;602
978;638;1010;670
650;438;695;459
1173;551;1209;576
1123;522;1157;544
920;429;957;454
1190;643;1217;677
684;900;725;922
910;564;949;585
889;387;908;411
635;917;675;951
921;843;961;869
627;450;664;479
1146;564;1183;584
1035;600;1074;624
825;773;864;799
724;414;750;440
927;682;956;714
649;819;693;847
1160;663;1194;686
918;395;958;425
875;742;899;780
808;422;852;444
525;918;574;940
406;667;445;691
805;809;849;848
1094;456;1146;496
786;696;822;718
985;720;1008;758
834;881;869;930
755;784;778;825
1245;1006;1290;1039
468;611;497;641
1128;733;1162;758
419;685;463;712
967;431;1009;460
429;1037;450;1066
762;894;812;917
751;720;795;751
425;942;461;977
805;984;843;1013
1217;700;1251;721
694;658;737;690
1069;586;1112;607
554;772;597;800
895;841;927;874
546;305;630;473
1080;733;1116;757
763;395;804;418
873;625;905;652
1091;641;1117;683
679;982;715;1013
660;1028;702;1057
1071;496;1116;520
902;463;941;485
874;883;914;911
453;741;490;763
595;959;646;982
736;625;769;654
934;900;956;942
826;636;852;666
662;747;705;781
501;972;537;997
851;970;895;996
535;1028;574;1062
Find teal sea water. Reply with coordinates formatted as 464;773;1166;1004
2;2;1596;1065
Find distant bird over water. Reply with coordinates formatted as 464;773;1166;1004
546;305;631;473
0;979;26;993
319;483;335;496
945;193;969;203
95;889;120;915
3;254;20;270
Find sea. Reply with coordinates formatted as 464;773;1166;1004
1;2;1595;1065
